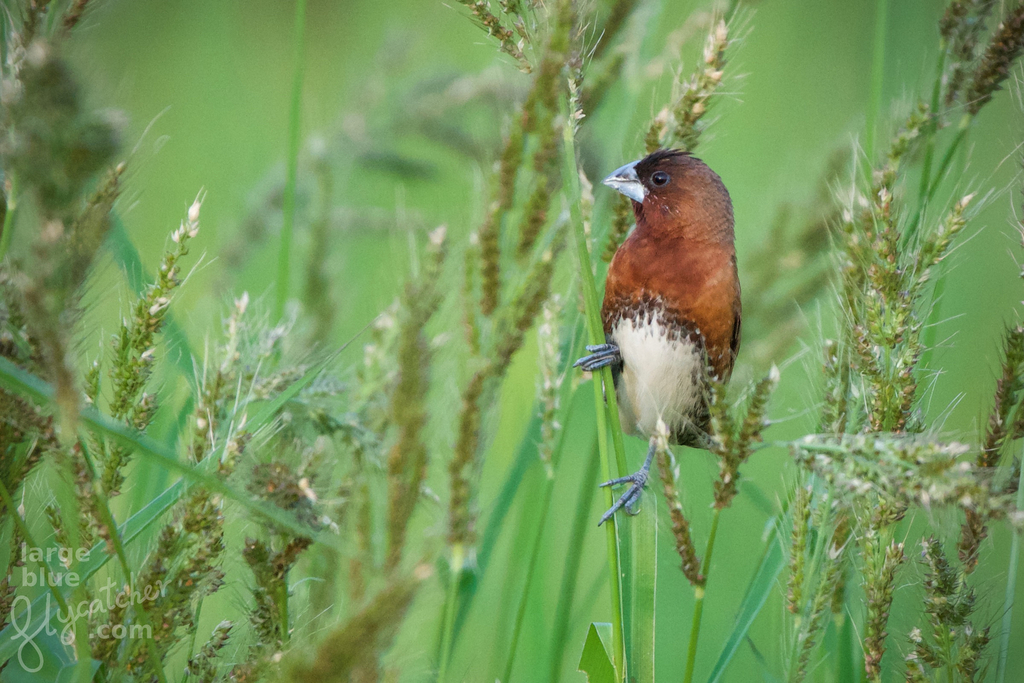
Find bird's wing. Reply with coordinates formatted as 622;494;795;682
730;306;741;361
729;253;741;364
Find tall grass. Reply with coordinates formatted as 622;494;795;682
1;1;1024;682
273;0;308;322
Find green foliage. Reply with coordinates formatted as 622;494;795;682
2;1;1024;682
578;623;616;683
707;532;785;683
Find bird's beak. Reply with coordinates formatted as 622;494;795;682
602;161;646;203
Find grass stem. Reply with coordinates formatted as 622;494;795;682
437;543;465;682
919;124;969;369
278;576;290;644
907;118;970;244
920;275;947;371
996;448;1024;683
186;597;205;669
562;96;628;679
683;506;722;683
864;0;888;165
925;123;969;207
917;43;946;205
0;172;17;261
273;0;308;320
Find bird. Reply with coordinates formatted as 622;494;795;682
574;149;741;525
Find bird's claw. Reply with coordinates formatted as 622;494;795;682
597;469;649;526
574;343;621;372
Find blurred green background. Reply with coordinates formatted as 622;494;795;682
63;0;1024;680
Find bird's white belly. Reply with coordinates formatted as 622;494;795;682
611;316;704;438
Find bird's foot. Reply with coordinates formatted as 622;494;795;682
598;469;649;526
573;343;621;372
597;439;658;526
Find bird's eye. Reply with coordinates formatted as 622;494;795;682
651;171;670;186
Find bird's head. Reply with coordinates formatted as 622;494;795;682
602;149;734;244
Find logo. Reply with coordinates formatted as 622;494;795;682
7;544;164;673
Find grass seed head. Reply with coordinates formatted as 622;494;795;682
967;5;1024;115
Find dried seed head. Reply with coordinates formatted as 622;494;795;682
967;6;1024;115
654;430;704;586
648;15;730;153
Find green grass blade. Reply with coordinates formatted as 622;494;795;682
502;481;550;683
245;354;336;429
55;661;102;683
706;529;784;683
629;492;656;683
502;390;587;682
549;435;601;683
579;623;617;683
450;410;541;645
746;640;784;683
836;614;856;683
739;480;775;518
477;413;540;569
448;332;589;656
